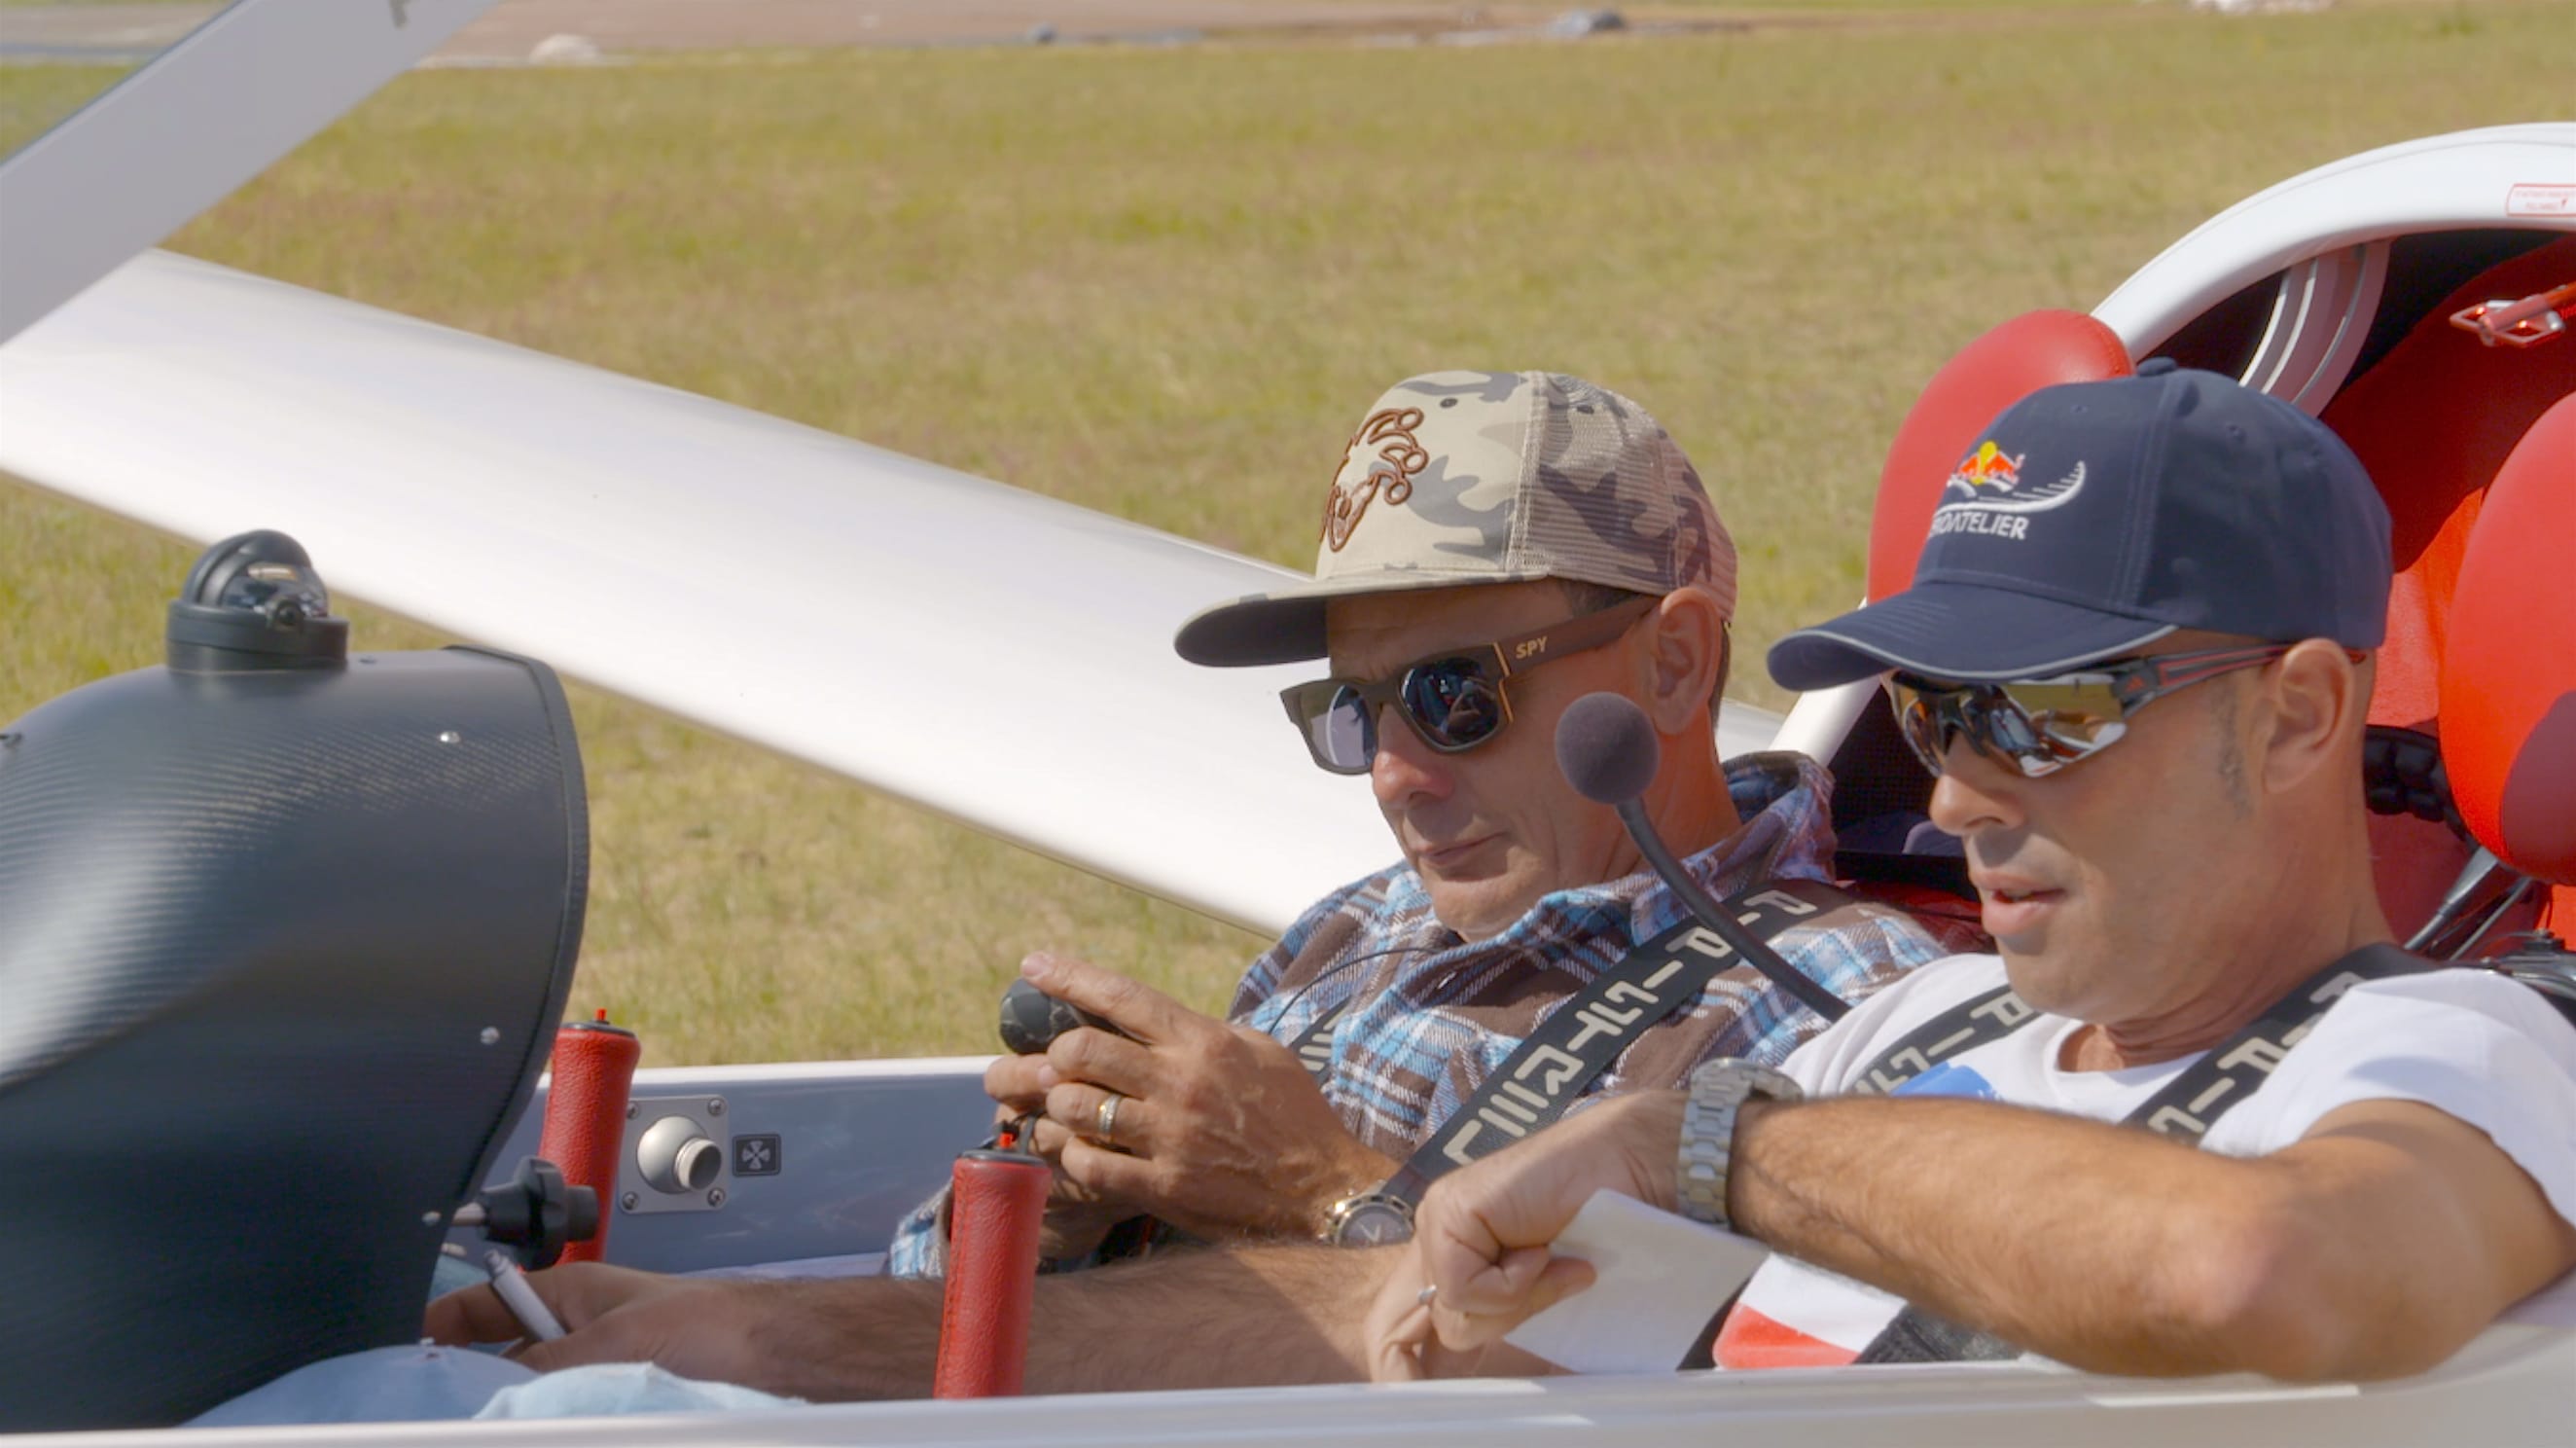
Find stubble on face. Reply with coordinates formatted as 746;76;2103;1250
1323;583;1642;941
1986;670;2279;1050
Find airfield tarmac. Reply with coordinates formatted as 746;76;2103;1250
0;0;2482;64
10;1;1609;61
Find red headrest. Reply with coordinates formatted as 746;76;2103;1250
2440;392;2576;886
1869;309;2131;598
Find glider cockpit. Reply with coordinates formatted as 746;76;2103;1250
0;102;2571;1444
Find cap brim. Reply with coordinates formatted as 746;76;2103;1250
1174;567;1546;668
1767;581;2176;690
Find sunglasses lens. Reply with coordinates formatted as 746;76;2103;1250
1886;682;1951;777
1311;684;1375;772
1999;679;2129;764
1287;682;1376;773
1890;674;2138;780
1403;659;1505;750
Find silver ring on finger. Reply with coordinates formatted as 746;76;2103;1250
1094;1091;1124;1146
1415;1284;1439;1310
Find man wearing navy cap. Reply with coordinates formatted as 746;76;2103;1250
1376;365;2576;1382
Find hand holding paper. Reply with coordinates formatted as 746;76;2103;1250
1372;1089;1762;1380
1502;1188;1771;1373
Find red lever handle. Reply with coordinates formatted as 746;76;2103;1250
536;1013;639;1265
933;1148;1053;1398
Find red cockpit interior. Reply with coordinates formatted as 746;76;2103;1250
1831;236;2576;951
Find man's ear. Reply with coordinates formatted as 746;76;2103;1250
1641;587;1727;735
2257;639;2368;795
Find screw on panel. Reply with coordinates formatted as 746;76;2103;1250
706;1099;725;1116
437;730;461;744
478;1027;500;1045
707;1187;726;1208
626;1103;639;1119
620;1191;639;1212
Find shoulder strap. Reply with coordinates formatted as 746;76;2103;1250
1382;878;1856;1204
1854;942;2430;1363
2119;941;2426;1145
1845;981;2038;1097
1290;1003;1348;1078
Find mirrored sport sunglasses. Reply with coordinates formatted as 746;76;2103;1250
1281;595;1660;775
1885;643;2343;779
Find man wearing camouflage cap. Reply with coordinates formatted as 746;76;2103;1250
879;371;1947;1273
425;378;1949;1402
428;373;1944;1399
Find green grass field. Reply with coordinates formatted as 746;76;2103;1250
5;0;2569;1065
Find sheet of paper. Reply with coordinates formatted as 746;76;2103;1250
1502;1187;1771;1374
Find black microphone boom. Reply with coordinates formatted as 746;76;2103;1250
1556;693;1851;1023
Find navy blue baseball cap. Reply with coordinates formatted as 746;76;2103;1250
1769;362;2392;688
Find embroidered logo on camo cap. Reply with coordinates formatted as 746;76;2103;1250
1324;407;1430;552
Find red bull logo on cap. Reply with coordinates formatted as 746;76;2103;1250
1932;437;2089;541
1946;440;2025;496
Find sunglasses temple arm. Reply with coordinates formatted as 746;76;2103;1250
1614;800;1852;1023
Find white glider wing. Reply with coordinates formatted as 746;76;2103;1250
0;252;1783;935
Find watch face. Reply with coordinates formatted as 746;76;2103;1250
1336;1199;1414;1247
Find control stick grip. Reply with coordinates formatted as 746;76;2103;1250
537;1012;640;1265
998;977;1125;1055
933;1148;1053;1398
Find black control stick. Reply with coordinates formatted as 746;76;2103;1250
1555;692;1850;1022
998;977;1133;1056
451;1156;598;1270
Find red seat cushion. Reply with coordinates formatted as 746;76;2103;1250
2323;237;2576;935
1868;310;2131;599
2443;392;2576;905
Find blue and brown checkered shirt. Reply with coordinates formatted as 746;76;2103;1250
887;752;1947;1277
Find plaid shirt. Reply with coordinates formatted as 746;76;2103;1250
887;752;1944;1277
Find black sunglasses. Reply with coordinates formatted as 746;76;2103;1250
1281;596;1660;775
1884;643;2351;779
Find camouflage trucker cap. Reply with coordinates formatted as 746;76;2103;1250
1174;371;1737;667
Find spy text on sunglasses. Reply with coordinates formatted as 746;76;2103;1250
1281;595;1661;775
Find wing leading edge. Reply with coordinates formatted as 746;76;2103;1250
0;251;1783;935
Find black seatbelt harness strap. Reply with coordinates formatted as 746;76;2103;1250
1852;941;2430;1362
1377;878;1857;1206
1291;1012;1342;1076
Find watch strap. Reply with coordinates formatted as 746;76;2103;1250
1677;1059;1802;1228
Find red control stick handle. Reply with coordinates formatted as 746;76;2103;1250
537;1011;639;1265
933;1148;1053;1398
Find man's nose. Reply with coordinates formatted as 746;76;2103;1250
1926;734;2025;839
1370;704;1454;811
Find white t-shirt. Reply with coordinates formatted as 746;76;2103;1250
1714;953;2576;1368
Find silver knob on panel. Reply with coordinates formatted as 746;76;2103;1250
636;1115;721;1194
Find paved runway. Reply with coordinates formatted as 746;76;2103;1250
0;1;1587;63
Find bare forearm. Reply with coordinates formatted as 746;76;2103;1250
750;1245;1393;1400
1410;1088;2559;1383
1026;1245;1392;1393
1729;1097;2289;1375
746;1276;945;1400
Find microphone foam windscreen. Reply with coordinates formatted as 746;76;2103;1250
1556;692;1662;806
